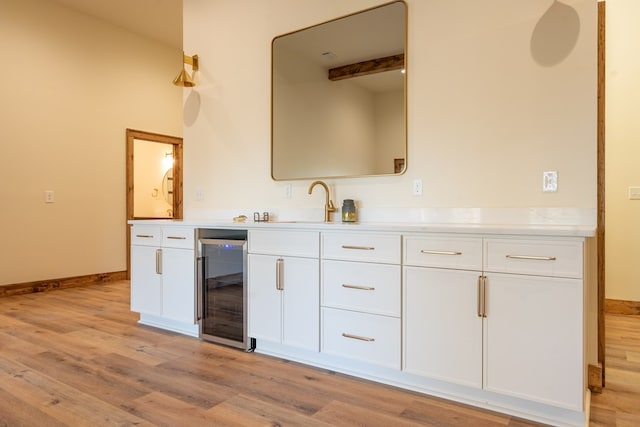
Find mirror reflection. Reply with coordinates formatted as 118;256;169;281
133;140;174;218
272;1;407;180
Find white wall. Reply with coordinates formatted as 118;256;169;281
182;0;596;217
605;0;640;302
0;0;183;285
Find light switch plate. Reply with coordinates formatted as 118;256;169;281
542;171;558;192
629;187;640;200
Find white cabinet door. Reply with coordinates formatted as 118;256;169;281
161;247;195;324
484;273;583;411
247;254;283;343
404;266;483;388
130;245;162;316
248;254;319;351
282;256;319;351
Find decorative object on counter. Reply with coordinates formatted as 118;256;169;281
233;215;247;223
253;212;270;222
342;199;357;222
173;52;199;87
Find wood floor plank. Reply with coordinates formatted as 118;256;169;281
0;357;152;426
0;385;68;427
92;351;240;409
204;393;334;427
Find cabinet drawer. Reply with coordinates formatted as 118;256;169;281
404;235;482;270
322;232;400;264
248;230;319;258
162;226;195;249
131;226;161;246
484;238;583;278
322;260;400;317
322;307;400;369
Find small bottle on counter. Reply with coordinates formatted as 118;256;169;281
341;199;357;222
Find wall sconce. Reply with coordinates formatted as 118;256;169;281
173;52;199;87
163;151;174;168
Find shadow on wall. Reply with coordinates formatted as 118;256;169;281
530;0;580;66
184;90;201;126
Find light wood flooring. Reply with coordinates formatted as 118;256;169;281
590;313;640;426
0;281;636;426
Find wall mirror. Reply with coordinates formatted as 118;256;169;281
271;1;407;180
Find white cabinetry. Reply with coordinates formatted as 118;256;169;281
247;230;319;352
483;238;584;410
403;234;585;411
130;225;197;336
403;235;483;388
321;232;401;369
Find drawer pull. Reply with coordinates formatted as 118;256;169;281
342;284;375;291
342;333;375;342
420;249;462;256
341;245;375;251
166;236;187;240
135;234;154;238
506;255;556;261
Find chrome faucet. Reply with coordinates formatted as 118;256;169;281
308;180;336;223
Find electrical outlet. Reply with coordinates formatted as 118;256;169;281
195;188;204;201
542;171;558;192
44;190;55;203
412;179;423;196
284;183;292;199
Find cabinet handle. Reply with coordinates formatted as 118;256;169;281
275;258;284;291
342;333;375;342
166;236;187;240
342;284;375;291
135;234;154;238
506;254;556;261
477;275;488;318
420;249;462;256
155;249;162;275
477;276;483;318
341;245;375;251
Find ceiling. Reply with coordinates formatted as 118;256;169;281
51;0;182;49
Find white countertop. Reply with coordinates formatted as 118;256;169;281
129;218;596;237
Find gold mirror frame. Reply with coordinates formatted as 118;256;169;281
271;1;407;180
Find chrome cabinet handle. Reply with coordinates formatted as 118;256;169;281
155;249;162;275
341;245;375;251
166;236;187;240
135;234;154;238
506;254;556;261
342;333;375;342
275;258;284;290
342;284;375;291
420;249;462;256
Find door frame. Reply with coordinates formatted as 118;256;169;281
596;0;606;386
126;128;184;278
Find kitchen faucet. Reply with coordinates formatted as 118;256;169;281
308;180;336;223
